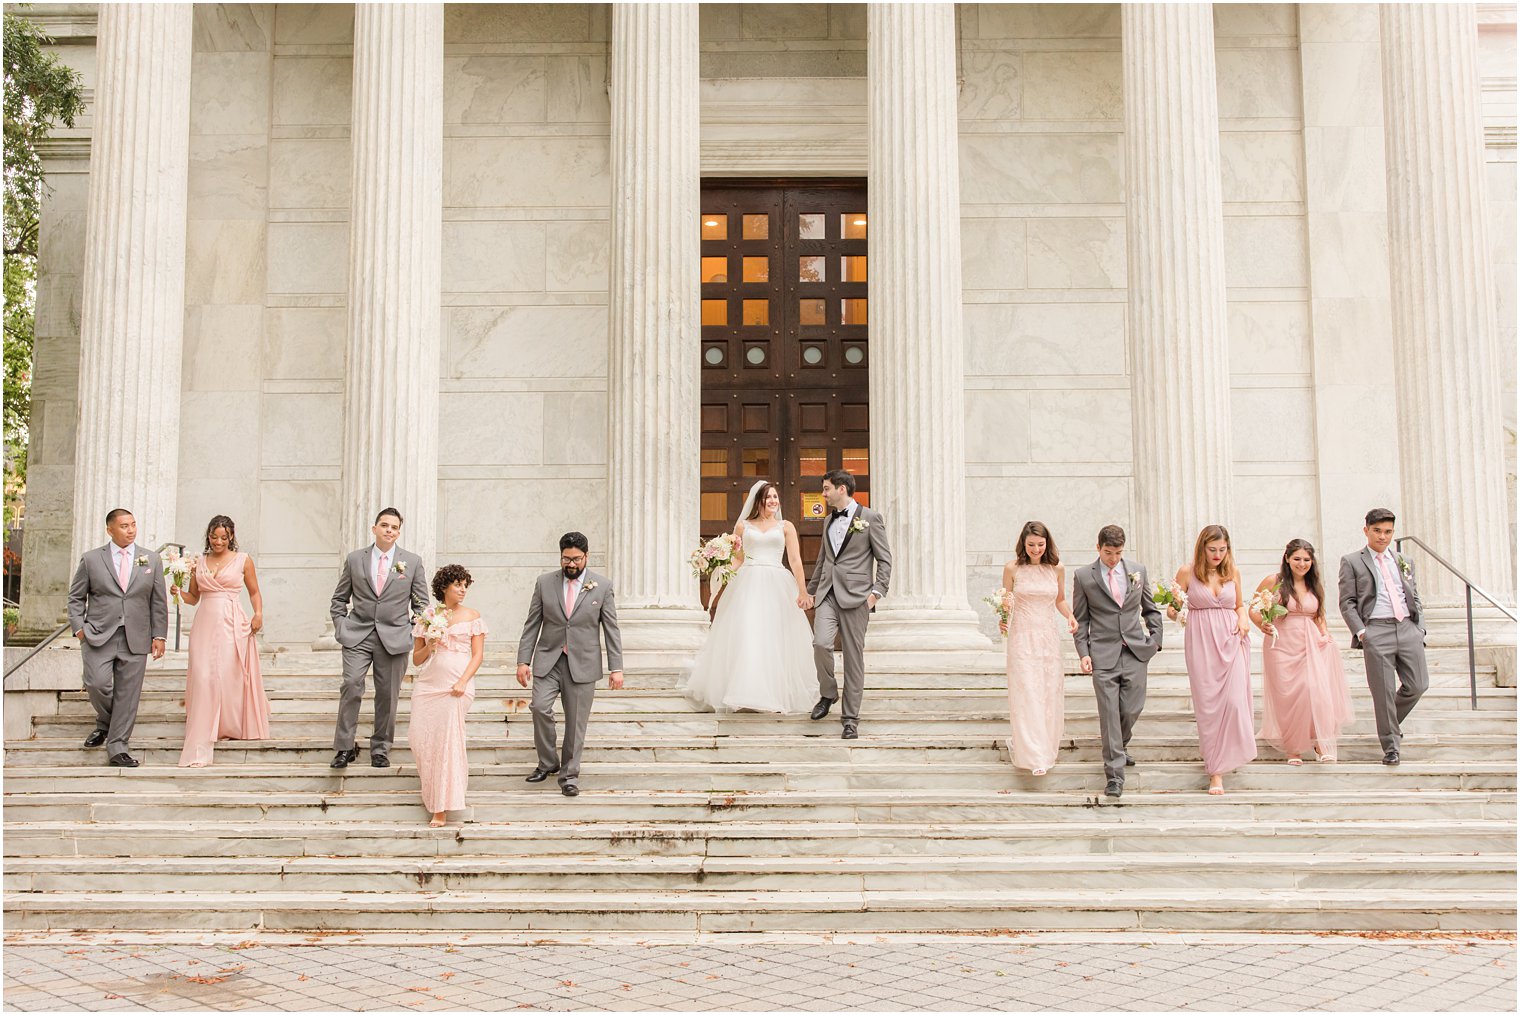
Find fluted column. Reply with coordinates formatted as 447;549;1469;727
866;4;987;650
1123;3;1234;573
1381;3;1514;605
606;4;708;650
339;4;443;566
70;4;192;561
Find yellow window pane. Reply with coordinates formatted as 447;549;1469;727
841;298;867;325
841;213;867;239
701;214;727;240
701;448;729;477
798;448;827;475
702;299;728;326
742;299;769;326
742;214;769;240
841;255;867;282
701;492;730;521
799;299;825;326
702;256;729;283
842;448;868;475
742;256;769;283
741;448;771;477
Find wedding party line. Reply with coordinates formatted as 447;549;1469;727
67;469;1428;824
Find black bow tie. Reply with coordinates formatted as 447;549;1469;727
830;509;849;521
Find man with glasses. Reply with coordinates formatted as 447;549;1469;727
516;531;624;796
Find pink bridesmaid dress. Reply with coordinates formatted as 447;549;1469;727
1004;564;1065;773
1183;577;1257;775
1260;592;1355;758
408;616;487;814
178;553;270;767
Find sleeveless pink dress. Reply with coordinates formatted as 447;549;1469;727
1182;577;1257;775
178;552;270;767
409;617;487;813
1260;591;1355;757
1004;565;1064;772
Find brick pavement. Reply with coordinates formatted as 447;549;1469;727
3;936;1514;1011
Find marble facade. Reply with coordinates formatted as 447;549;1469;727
16;3;1517;648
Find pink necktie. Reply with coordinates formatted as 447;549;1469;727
376;555;387;594
116;549;131;591
1376;554;1407;621
565;579;577;618
1108;567;1124;606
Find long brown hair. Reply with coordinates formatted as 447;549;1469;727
1276;538;1325;620
1015;521;1060;566
1191;524;1236;582
746;484;780;521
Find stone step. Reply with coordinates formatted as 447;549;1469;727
4;788;1512;824
7;888;1513;933
6;853;1513;894
8;819;1512;859
4;761;1512;796
9;731;1511;766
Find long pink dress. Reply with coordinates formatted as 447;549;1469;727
408;617;486;814
178;553;270;767
1004;565;1064;773
1183;577;1257;775
1260;591;1355;757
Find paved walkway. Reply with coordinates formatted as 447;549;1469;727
3;936;1514;1011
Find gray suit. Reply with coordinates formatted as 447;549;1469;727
807;503;893;723
1072;559;1162;785
517;569;623;786
1339;547;1428;753
329;544;428;754
67;543;169;756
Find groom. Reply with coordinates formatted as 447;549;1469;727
807;469;892;739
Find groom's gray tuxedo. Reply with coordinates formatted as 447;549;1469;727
330;544;428;755
1072;558;1162;787
517;569;623;787
1338;547;1428;754
67;542;168;756
807;502;892;724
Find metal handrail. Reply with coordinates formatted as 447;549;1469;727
1394;536;1517;710
3;541;185;689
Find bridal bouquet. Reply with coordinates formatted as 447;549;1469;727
1152;580;1189;624
162;550;196;594
690;533;740;593
982;587;1012;637
1249;582;1289;645
420;605;452;642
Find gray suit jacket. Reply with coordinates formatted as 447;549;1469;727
517;569;623;683
1338;547;1424;649
1071;559;1162;671
67;543;169;655
807;505;893;610
330;545;429;656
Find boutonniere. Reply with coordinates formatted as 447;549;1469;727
392;560;407;575
1129;571;1143;589
1397;556;1412;579
582;581;598;592
134;555;148;569
849;518;869;534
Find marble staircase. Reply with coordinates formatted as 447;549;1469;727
4;646;1515;935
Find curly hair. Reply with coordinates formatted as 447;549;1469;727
204;515;239;553
431;563;473;602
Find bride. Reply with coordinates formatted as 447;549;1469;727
683;480;819;713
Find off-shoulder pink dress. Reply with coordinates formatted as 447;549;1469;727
1260;592;1355;758
408;616;487;813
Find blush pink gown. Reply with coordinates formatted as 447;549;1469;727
1260;592;1355;758
1183;577;1257;776
178;553;270;767
408;617;487;814
1004;565;1065;773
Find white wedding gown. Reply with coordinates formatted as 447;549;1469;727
682;522;819;714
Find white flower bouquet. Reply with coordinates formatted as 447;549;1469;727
983;587;1012;637
1152;580;1189;624
690;533;740;593
1249;582;1289;645
162;550;196;594
420;605;452;642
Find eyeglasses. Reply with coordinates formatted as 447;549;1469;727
560;556;587;565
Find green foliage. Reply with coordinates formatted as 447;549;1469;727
3;9;83;525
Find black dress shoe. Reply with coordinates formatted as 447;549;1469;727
525;767;559;783
108;753;139;768
561;783;580;797
1125;756;1136;767
83;730;107;748
370;753;390;769
810;697;836;721
841;722;858;740
1104;780;1123;798
330;748;358;769
1382;750;1400;766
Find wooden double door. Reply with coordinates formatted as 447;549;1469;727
699;180;871;598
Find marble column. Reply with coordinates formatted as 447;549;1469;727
70;4;193;562
606;4;708;651
339;3;443;566
1380;3;1515;605
1122;3;1234;573
865;4;987;650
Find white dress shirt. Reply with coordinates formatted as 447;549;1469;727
1368;547;1410;621
371;545;394;588
827;499;858;556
